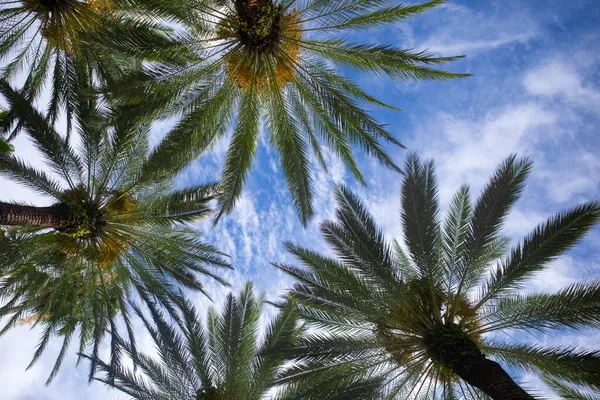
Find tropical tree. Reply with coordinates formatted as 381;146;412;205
0;80;230;383
103;0;469;224
0;0;190;140
276;154;600;399
86;282;381;399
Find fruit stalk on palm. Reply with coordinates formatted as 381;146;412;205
277;154;600;399
84;282;382;399
0;80;230;383
107;0;469;224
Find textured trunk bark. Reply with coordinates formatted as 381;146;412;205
450;351;535;400
424;324;534;400
0;201;72;229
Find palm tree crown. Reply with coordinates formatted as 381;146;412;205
0;80;230;382
0;0;190;140
277;154;600;399
87;283;381;400
106;0;469;224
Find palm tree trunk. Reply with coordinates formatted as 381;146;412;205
0;201;71;229
450;350;534;399
424;325;534;399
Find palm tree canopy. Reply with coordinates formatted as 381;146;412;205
86;282;382;400
0;80;230;383
0;0;192;140
276;153;600;398
103;0;469;225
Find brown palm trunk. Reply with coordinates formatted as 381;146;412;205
425;325;534;400
0;201;72;229
450;350;534;399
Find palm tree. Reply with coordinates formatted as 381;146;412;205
104;0;469;224
0;80;230;383
86;282;381;399
276;154;600;399
0;0;190;140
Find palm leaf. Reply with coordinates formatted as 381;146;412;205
478;202;600;306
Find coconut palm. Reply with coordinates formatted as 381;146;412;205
85;282;382;399
0;80;230;383
104;0;469;224
0;0;191;140
276;154;600;399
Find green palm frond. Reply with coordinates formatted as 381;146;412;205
325;184;400;291
274;365;384;400
265;64;314;224
0;155;63;198
451;155;532;307
401;153;442;290
0;79;83;186
483;342;600;392
543;377;600;400
441;185;471;293
139;78;237;185
278;153;600;398
301;40;466;80
0;138;13;153
101;0;467;223
215;80;261;221
478;202;600;305
309;0;446;31
479;281;600;334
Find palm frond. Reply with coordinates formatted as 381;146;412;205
441;185;471;293
479;281;600;333
400;153;441;281
301;40;469;80
0;154;63;198
483;341;600;392
265;62;314;224
0;79;83;187
478;202;600;306
214;81;260;221
452;155;532;302
543;377;600;400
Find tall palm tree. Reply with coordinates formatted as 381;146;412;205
86;282;381;399
104;0;469;224
0;0;191;140
0;80;230;383
276;154;600;399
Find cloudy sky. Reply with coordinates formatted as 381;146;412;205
1;0;600;398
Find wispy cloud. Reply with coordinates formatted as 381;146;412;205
415;3;539;55
523;60;600;111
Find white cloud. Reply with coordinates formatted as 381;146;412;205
411;103;557;205
416;3;539;55
0;324;122;400
523;60;600;110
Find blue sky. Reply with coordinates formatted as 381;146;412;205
1;0;600;398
